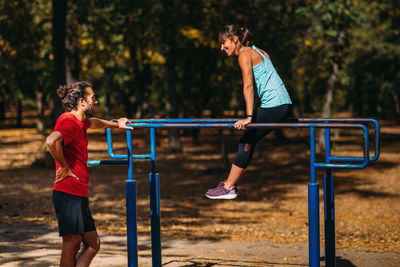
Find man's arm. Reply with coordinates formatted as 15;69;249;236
89;117;133;130
46;131;78;184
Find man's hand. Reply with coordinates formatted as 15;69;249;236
117;117;133;130
234;117;252;130
55;166;79;184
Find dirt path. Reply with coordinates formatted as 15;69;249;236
0;125;399;266
1;222;399;266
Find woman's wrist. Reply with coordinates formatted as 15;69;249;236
113;121;119;128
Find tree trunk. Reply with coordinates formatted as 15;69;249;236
35;83;45;133
104;73;112;120
17;98;22;128
51;0;67;123
317;29;346;152
162;0;181;152
65;23;79;85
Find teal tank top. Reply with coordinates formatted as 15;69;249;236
251;45;292;108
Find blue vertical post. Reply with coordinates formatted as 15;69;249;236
309;127;320;267
125;129;138;267
324;127;335;267
149;127;162;267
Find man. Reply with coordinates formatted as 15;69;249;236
46;81;132;267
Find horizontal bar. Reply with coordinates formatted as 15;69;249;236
299;118;380;162
315;162;368;169
87;160;129;165
127;122;368;129
132;154;152;159
329;156;365;162
129;118;237;123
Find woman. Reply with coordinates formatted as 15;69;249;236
206;25;292;199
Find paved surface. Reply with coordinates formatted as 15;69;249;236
0;222;399;266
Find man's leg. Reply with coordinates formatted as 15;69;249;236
60;234;82;267
76;230;100;267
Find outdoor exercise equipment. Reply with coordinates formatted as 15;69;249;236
87;118;380;267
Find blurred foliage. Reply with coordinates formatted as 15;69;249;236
0;0;399;126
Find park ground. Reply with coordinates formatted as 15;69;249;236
0;117;399;266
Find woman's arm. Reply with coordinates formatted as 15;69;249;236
235;50;254;130
89;117;133;130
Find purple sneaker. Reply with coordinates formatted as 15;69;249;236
206;181;237;199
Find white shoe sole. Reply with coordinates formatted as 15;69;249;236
206;193;237;199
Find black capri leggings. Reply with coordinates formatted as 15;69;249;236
233;104;291;168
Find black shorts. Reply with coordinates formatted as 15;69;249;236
52;190;96;236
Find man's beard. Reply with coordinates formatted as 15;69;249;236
85;105;96;117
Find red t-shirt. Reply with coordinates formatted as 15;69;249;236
52;112;91;197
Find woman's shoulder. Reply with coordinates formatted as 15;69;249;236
253;46;270;59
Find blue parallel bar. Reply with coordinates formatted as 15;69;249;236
324;126;335;267
324;175;335;267
129;118;237;123
126;129;138;267
126;180;138;267
107;128;128;159
298;118;380;162
87;160;128;165
329;156;365;162
315;124;370;169
309;127;320;267
132;154;152;159
314;162;368;169
149;128;162;267
309;183;320;267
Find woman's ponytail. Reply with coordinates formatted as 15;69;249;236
218;25;253;47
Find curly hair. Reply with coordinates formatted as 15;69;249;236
56;81;92;112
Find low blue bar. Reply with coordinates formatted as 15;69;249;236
87;160;128;165
132;154;152;159
329;156;365;162
314;162;368;169
299;118;380;162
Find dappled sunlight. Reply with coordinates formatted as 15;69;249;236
0;126;399;256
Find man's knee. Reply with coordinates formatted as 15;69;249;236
83;231;100;254
62;234;82;252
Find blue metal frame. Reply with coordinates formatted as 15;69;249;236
87;118;380;267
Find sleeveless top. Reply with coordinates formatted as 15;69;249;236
251;45;292;108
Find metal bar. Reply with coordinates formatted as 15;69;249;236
132;154;152;160
129;118;238;123
128;122;369;129
87;160;128;165
310;127;316;184
126;180;138;267
125;129;138;267
324;126;335;267
149;128;162;267
324;174;335;267
298;118;380;162
329;156;365;162
309;127;320;267
107;128;128;159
